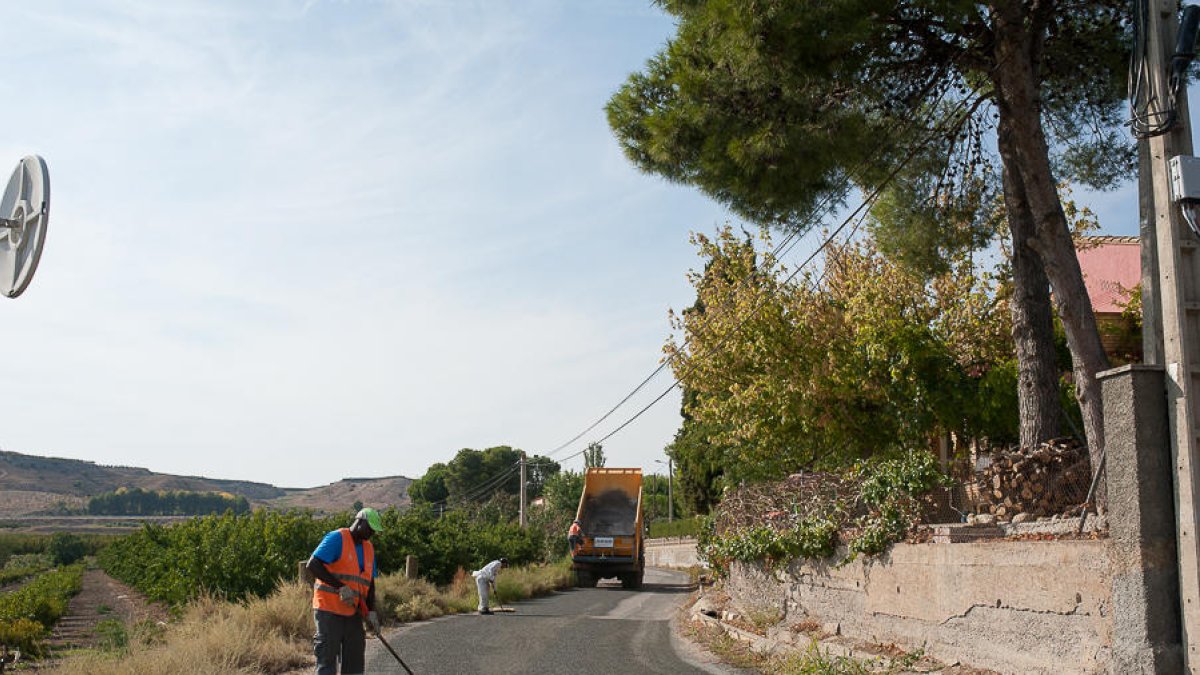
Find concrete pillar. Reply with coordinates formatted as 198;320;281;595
298;560;314;585
406;554;418;579
1101;364;1183;673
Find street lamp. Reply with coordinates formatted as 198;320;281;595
654;457;673;523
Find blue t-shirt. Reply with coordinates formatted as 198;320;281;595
312;530;378;577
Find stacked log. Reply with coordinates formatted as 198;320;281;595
971;439;1091;521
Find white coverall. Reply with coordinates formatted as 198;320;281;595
473;559;503;611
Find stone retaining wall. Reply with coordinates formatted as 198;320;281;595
724;540;1112;674
644;536;700;569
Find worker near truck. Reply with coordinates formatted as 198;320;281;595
568;519;584;553
472;557;507;615
306;507;383;675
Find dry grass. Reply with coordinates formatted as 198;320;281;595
42;562;572;674
42;584;313;675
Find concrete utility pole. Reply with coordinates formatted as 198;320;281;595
1144;0;1200;668
667;457;673;523
519;451;527;528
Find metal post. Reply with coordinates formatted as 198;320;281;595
667;458;674;523
519;451;527;528
1144;0;1200;669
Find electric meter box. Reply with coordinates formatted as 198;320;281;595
1169;155;1200;202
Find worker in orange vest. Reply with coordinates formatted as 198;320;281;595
568;519;584;554
307;508;383;675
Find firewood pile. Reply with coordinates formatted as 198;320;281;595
968;438;1092;520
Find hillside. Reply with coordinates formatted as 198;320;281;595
260;476;412;514
0;450;411;518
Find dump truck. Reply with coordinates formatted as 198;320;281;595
571;467;644;589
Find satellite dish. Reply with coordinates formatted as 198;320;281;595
0;155;49;298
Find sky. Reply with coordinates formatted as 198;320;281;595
0;1;1143;489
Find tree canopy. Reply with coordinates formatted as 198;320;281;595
665;225;1016;487
407;445;560;506
609;0;1129;467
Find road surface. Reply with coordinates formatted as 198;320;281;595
365;567;737;674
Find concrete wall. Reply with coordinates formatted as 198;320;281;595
645;536;700;569
724;540;1112;674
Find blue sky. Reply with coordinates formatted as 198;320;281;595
0;1;1142;488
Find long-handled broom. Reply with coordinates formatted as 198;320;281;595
359;602;415;674
489;581;515;613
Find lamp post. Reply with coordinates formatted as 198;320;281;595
654;458;673;523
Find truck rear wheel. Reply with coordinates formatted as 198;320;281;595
620;573;640;590
575;571;597;588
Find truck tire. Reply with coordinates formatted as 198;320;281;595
620;573;639;589
576;571;597;588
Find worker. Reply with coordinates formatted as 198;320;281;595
567;519;584;553
307;507;383;675
472;557;508;615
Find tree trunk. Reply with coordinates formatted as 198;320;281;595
998;141;1062;446
990;2;1110;502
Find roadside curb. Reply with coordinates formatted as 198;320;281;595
684;597;971;673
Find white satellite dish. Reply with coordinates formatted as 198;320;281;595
0;155;49;298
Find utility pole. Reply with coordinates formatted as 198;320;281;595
1144;0;1200;668
519;451;527;529
667;457;673;523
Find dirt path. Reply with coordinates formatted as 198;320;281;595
46;568;170;652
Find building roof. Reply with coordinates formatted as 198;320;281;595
1076;236;1140;314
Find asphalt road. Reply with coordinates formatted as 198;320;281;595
364;567;737;675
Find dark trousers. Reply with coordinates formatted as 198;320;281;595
314;609;365;675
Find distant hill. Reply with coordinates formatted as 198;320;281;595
0;450;411;518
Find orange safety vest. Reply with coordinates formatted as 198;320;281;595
312;528;375;616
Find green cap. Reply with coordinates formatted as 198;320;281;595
355;507;383;533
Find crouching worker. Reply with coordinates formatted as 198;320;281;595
307;508;383;675
472;557;507;615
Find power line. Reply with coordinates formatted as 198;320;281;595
552;92;984;468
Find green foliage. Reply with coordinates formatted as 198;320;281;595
702;518;841;573
99;508;548;605
99;510;338;605
408;446;560;507
0;618;46;657
0;563;84;655
88;487;250;516
698;452;948;574
667;228;1013;485
648;516;705;539
608;2;1129;227
48;532;88;566
583;442;605;469
94;617;129;652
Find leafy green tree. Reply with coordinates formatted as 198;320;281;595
665;412;726;515
408;462;450;504
409;446;560;506
583;442;605;469
608;0;1128;471
666;226;1013;481
47;533;87;566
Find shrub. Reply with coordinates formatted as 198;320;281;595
48;532;88;566
648;516;705;538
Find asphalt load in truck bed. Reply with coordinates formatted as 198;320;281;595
581;489;637;535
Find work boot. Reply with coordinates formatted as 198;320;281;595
479;608;493;615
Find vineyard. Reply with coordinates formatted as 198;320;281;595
0;563;84;655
